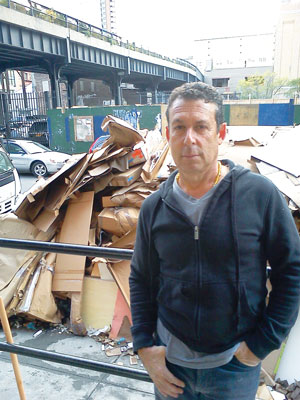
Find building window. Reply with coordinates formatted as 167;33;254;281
8;71;16;87
212;78;229;88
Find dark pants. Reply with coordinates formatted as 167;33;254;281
154;356;261;400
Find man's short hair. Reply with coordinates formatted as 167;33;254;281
166;82;224;128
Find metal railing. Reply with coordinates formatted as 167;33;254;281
0;237;151;383
0;0;198;73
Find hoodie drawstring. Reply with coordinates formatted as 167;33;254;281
231;172;241;331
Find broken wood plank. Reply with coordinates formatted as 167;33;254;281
107;260;131;307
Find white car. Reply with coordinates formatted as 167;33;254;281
0;147;21;214
3;139;70;177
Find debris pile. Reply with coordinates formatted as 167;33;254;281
0;114;171;341
222;125;300;232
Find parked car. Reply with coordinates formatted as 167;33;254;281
0;145;21;214
28;120;49;147
2;139;70;177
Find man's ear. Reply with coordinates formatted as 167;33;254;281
218;123;226;143
166;126;170;142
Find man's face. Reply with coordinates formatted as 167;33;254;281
166;98;226;175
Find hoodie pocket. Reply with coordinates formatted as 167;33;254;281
157;275;197;334
238;282;261;334
199;282;237;347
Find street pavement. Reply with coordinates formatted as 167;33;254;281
0;326;154;400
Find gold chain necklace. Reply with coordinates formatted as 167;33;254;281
176;161;222;187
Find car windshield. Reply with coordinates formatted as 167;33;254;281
19;141;50;154
0;151;14;173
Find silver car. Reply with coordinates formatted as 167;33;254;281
3;139;70;177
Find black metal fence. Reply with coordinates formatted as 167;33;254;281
0;91;49;139
0;237;151;383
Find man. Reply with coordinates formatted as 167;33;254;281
129;82;300;399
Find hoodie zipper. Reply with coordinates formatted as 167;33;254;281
194;225;202;339
162;199;204;338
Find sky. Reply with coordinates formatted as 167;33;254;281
18;0;282;58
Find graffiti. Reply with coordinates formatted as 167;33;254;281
112;108;141;129
155;113;162;132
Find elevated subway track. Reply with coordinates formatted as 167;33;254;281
0;1;203;106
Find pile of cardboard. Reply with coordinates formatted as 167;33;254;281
0;115;171;338
221;125;300;233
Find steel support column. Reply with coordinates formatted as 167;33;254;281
44;63;66;109
110;75;123;106
153;82;159;104
65;76;78;108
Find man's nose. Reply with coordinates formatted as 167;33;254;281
184;128;196;144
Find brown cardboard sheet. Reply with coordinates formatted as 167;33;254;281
15;153;87;220
262;170;300;207
102;196;116;208
101;115;145;147
87;163;110;177
81;277;118;330
127;142;147;167
52;191;94;292
109;183;155;208
109;227;136;249
250;129;300;177
157;149;175;180
90;258;114;280
6;260;39;315
1;255;39;308
109;154;129;172
93;172;113;194
0;214;54;293
32;209;59;232
142;141;169;183
98;207;139;237
107;260;131;307
109;165;143;187
90;143;116;164
18;252;61;323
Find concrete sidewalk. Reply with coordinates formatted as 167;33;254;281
0;327;155;400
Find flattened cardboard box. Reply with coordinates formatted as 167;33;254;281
142;140;169;183
98;207;140;237
52;191;94;292
127;142;147;167
109;165;143;187
101;114;145;147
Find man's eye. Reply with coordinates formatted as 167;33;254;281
174;125;184;130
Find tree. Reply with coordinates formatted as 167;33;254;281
286;78;300;99
237;72;288;99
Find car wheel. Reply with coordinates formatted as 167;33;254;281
31;161;48;177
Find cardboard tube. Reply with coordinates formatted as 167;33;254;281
0;297;26;400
